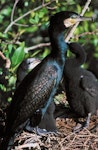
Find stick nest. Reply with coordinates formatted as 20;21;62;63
13;115;98;150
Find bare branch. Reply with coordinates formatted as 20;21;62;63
11;0;19;22
4;0;56;33
5;59;11;68
14;23;29;27
73;29;98;39
0;51;11;68
25;42;50;53
65;0;92;42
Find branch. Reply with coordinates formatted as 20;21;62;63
25;42;50;53
65;0;92;42
11;0;19;22
4;0;56;33
73;29;98;39
0;51;11;68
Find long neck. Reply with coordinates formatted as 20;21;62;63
49;31;68;65
67;43;86;67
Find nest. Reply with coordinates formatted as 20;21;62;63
0;93;98;149
13;115;98;150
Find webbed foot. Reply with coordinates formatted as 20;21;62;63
35;126;57;136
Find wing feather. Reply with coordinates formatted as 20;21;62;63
11;65;58;131
80;75;98;97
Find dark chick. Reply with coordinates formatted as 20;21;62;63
1;12;91;150
16;58;41;87
64;42;98;132
38;101;56;132
28;101;56;134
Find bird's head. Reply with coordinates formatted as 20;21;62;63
49;11;92;32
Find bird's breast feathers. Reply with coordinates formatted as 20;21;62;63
22;65;59;109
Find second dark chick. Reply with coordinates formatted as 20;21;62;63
64;42;98;132
27;101;56;134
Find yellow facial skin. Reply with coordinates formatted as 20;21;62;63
64;18;77;27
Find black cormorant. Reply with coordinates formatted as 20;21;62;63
64;42;98;132
1;12;91;149
16;57;56;133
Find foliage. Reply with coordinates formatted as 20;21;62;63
0;0;98;104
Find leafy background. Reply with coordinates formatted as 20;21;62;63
0;0;98;105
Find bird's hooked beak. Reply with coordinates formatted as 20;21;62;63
64;16;92;28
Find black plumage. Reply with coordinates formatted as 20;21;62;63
16;57;56;133
64;42;98;132
1;12;90;149
28;101;56;134
38;101;56;132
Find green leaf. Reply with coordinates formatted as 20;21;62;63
9;76;16;86
0;32;8;39
8;44;13;53
93;39;98;47
11;42;25;67
30;13;39;24
40;48;50;58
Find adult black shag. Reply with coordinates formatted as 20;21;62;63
16;57;56;133
1;12;91;149
64;42;98;132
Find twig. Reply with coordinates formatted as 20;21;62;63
14;22;29;27
65;0;92;42
25;42;50;52
4;0;56;33
15;143;40;149
0;51;11;68
5;59;11;68
65;134;77;149
73;29;98;39
11;0;19;22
